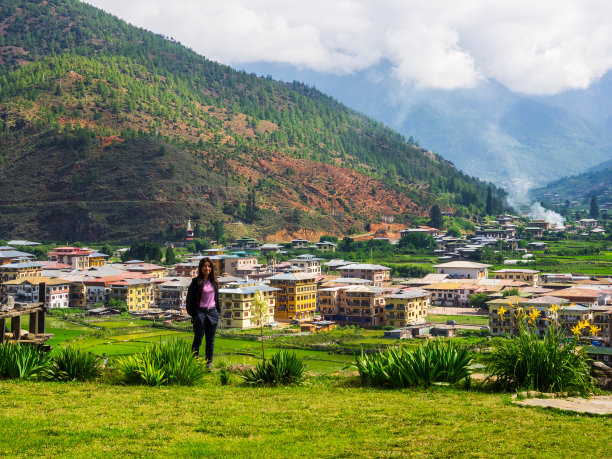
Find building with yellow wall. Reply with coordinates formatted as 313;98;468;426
218;281;278;329
268;272;317;321
108;279;153;311
493;269;540;286
384;290;431;328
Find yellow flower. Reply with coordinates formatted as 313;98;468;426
589;325;601;336
578;320;590;330
547;304;560;314
498;306;507;320
528;309;540;321
571;325;582;336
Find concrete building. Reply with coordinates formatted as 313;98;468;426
319;285;385;326
384;290;431;328
338;263;391;287
218;280;278;329
433;261;490;280
268;272;317;322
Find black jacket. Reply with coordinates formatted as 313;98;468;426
186;277;221;317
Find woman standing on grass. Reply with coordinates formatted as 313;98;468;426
186;257;221;369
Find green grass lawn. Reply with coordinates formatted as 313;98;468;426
0;380;609;457
427;315;489;325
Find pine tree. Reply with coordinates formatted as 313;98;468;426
165;246;176;265
590;195;600;219
429;204;443;229
486;186;493;215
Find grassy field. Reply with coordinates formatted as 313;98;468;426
0;380;610;457
427;314;489;325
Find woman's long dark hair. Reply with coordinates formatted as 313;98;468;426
197;257;218;290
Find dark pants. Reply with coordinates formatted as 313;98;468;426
192;308;219;364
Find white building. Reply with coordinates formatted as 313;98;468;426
433;261;491;280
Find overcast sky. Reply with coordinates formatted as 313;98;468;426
85;0;612;95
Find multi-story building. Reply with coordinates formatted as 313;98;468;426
493;269;540;287
433;261;490;280
174;262;200;278
218;281;278;329
384;290;431;328
288;254;322;276
222;254;259;276
108;279;153;311
314;241;337;252
319;285;385;326
291;239;309;249
156;277;191;312
268;272;317;322
338;263;391;287
0;262;43;282
123;262;167;279
0;246;35;266
488;296;565;337
47;247;96;270
422;282;484;307
3;276;73;308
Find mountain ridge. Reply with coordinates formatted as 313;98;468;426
0;0;505;242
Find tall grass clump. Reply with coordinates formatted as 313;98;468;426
43;346;103;381
115;339;206;386
489;325;593;395
241;350;305;386
489;304;594;395
0;342;50;380
355;341;472;388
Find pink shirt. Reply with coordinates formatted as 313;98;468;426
199;280;216;309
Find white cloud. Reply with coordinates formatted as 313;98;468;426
85;0;612;95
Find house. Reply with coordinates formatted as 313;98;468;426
218;280;278;329
108;278;153;311
174;262;200;278
487;296;562;337
288;254;323;276
268;272;317;322
155;277;191;313
552;287;600;307
0;262;43;283
122;261;168;278
222;253;259;276
314;241;337;252
0;246;35;266
338;263;391;287
384;290;431;328
474;228;516;240
319;285;385;326
300;320;336;333
233;237;260;250
47;247;95;270
3;277;73;308
291;239;309;249
527;242;547;251
322;259;351;272
433;261;490;280
524;227;544;238
260;244;284;257
578;218;598;228
493;269;540;287
529;219;551;230
422;282;483;307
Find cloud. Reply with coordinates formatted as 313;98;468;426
85;0;612;95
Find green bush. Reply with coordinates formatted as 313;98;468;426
488;325;593;395
115;339;206;386
355;341;472;388
0;342;50;380
241;350;305;386
43;346;102;381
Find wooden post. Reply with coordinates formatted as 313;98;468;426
38;283;47;334
29;312;37;334
0;318;5;344
11;315;21;341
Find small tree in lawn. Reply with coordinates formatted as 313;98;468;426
251;290;271;362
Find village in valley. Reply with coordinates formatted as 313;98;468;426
2;209;611;367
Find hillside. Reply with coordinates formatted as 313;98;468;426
532;159;612;207
241;62;612;189
0;0;506;242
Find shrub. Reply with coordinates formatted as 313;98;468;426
241;350;305;386
0;342;50;380
488;324;593;395
355;341;472;388
43;346;102;381
115;339;206;386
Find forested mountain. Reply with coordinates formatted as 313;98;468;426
532;158;612;207
0;0;506;242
